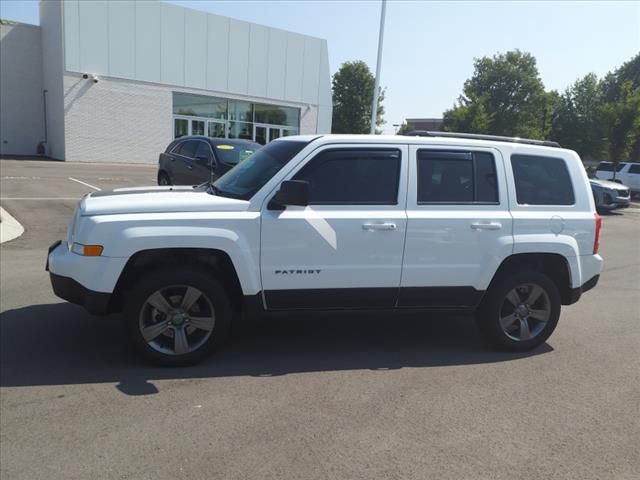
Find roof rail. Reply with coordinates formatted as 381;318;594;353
402;130;561;148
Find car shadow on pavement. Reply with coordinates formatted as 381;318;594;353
0;303;552;394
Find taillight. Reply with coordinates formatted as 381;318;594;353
593;213;602;254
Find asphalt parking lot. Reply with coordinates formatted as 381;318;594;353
1;159;639;480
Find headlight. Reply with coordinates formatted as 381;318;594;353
71;243;104;256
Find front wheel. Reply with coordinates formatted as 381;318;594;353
476;270;560;352
125;267;232;366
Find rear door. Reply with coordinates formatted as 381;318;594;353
260;144;409;309
623;163;640;192
400;146;513;307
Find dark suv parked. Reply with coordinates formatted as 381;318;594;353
158;136;261;185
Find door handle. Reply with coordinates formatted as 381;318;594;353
362;222;397;231
185;164;193;170
470;221;502;230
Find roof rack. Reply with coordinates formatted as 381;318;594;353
402;130;561;148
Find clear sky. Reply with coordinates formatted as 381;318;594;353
1;0;639;133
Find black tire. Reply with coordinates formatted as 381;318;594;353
124;266;232;366
158;171;172;186
476;270;561;352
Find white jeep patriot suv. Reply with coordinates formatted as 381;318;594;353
47;133;603;366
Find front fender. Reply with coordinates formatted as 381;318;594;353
75;212;262;295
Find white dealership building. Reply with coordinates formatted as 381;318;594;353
0;0;332;163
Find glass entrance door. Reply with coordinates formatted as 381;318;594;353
254;124;287;145
269;127;281;141
191;119;205;136
173;116;210;138
208;120;227;138
254;125;268;145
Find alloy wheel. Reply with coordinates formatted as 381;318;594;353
499;283;551;342
138;285;216;356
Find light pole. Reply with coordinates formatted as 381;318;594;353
393;123;400;134
370;0;387;134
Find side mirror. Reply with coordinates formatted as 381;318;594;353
269;180;309;210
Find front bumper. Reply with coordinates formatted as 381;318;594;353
49;272;112;314
46;240;120;315
597;191;631;210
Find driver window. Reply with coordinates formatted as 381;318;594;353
194;142;212;162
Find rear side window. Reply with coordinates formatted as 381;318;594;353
629;164;640;174
511;154;574;205
597;162;625;172
417;150;498;204
293;149;401;205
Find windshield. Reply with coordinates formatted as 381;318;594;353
213;142;260;165
213;140;310;200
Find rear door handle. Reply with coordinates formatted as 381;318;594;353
362;222;397;231
470;221;502;230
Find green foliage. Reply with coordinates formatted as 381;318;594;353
396;122;411;135
331;61;385;134
443;51;640;163
550;73;606;160
443;50;550;138
551;54;640;162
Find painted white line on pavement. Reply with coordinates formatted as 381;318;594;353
68;177;101;191
0;197;80;201
0;207;25;244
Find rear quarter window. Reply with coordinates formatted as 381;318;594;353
511;154;574;206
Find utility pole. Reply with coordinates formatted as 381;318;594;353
370;0;387;134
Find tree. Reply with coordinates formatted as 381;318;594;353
600;80;640;164
600;53;640;162
550;74;607;160
442;50;550;138
331;61;385;134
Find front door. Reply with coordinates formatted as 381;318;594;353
260;145;409;309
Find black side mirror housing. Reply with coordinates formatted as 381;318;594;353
269;180;310;210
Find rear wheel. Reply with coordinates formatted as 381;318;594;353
477;270;560;352
158;171;172;186
125;267;232;366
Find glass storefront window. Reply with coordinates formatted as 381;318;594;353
254;104;299;128
172;92;300;141
228;100;253;122
173;92;227;119
228;121;254;140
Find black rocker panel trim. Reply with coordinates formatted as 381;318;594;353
397;286;484;308
264;288;397;310
262;287;485;310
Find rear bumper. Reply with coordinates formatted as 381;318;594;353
566;274;600;305
49;272;112;315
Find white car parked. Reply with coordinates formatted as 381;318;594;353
47;133;603;365
595;161;640;196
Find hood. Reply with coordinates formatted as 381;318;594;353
590;178;627;189
80;186;250;216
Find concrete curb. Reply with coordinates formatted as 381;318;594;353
0;206;25;244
